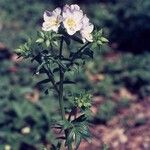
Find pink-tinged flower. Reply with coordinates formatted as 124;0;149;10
80;15;94;43
63;4;83;35
42;8;62;32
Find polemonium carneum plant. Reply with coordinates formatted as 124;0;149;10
16;4;108;150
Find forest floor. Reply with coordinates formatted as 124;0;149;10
79;95;150;150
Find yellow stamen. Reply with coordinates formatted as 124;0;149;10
66;18;76;28
51;18;60;26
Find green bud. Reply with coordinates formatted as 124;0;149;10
97;40;103;45
101;37;109;43
46;40;50;47
36;38;44;43
74;93;92;109
39;31;45;38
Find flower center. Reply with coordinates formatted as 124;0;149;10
51;18;60;26
66;18;76;28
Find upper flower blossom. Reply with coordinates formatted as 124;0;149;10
42;8;62;32
62;4;83;35
80;15;94;43
42;4;94;42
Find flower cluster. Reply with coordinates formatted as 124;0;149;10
42;4;94;43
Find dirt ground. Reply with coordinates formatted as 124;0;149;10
79;96;150;150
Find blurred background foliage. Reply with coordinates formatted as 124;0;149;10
0;0;150;149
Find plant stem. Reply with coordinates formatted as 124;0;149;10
72;42;90;60
67;42;91;68
44;66;59;94
59;37;65;120
59;71;65;120
59;37;73;150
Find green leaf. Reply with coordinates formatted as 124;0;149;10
36;38;44;43
99;29;103;35
98;40;103;45
66;130;74;145
75;132;81;150
79;124;91;139
52;41;59;47
57;120;72;130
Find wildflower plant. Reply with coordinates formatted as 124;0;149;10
16;4;108;150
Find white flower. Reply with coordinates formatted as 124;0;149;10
63;4;83;35
4;145;11;150
21;126;31;134
42;8;62;32
42;4;94;42
80;15;94;43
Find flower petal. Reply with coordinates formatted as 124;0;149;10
53;7;61;15
42;7;62;32
62;4;83;35
70;4;80;11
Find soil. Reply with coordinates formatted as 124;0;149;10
79;96;150;150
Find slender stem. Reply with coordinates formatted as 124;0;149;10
72;42;90;60
59;37;65;120
66;43;91;150
59;37;73;150
67;42;91;68
59;71;65;120
44;66;59;94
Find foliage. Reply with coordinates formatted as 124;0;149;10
0;0;53;49
89;0;150;52
103;53;150;97
96;100;117;123
0;60;59;149
94;76;116;97
86;52;150;98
